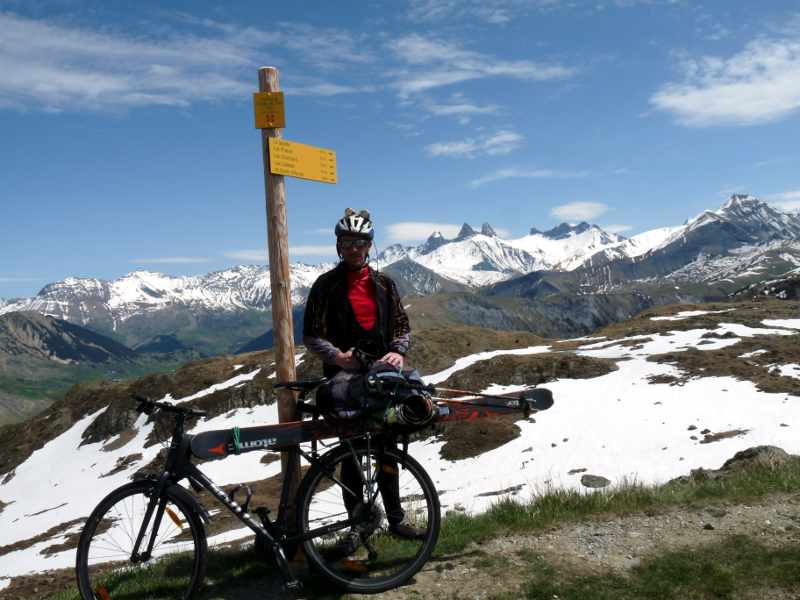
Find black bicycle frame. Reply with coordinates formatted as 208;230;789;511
134;416;369;588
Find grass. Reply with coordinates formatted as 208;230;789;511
494;535;800;599
436;455;800;556
32;455;800;600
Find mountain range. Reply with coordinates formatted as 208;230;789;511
0;193;798;365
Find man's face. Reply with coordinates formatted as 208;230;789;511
338;235;371;269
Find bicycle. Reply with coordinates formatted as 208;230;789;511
75;377;553;599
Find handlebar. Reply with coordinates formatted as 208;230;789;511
133;395;207;419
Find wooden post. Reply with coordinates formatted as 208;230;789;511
258;66;300;492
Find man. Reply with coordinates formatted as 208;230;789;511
302;207;423;543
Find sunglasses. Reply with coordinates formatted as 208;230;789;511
339;239;371;250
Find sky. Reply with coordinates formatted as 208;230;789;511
2;0;800;298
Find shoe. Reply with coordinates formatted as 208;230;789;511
389;519;427;540
334;529;362;556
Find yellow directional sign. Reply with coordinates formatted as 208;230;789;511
253;92;286;128
268;138;337;184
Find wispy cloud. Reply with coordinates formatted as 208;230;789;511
423;95;500;118
289;245;338;256
386;222;463;242
767;190;800;213
0;12;374;112
385;221;511;242
551;202;608;221
130;257;211;264
407;0;678;23
224;250;266;262
387;34;574;96
651;37;800;126
426;129;524;158
469;167;589;188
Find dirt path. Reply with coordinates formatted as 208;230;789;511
376;492;800;600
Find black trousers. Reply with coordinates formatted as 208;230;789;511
340;435;404;525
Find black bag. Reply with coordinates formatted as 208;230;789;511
315;364;433;427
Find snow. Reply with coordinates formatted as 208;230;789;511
775;364;800;380
650;309;735;321
5;316;800;580
422;345;551;385
169;368;262;404
762;319;800;329
739;350;767;358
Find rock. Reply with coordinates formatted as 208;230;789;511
703;523;715;530
581;474;611;489
720;446;792;472
707;507;728;518
568;468;588;475
687;425;697;431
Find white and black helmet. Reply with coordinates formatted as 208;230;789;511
335;208;374;240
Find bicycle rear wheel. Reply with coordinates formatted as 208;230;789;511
75;480;207;600
297;442;440;593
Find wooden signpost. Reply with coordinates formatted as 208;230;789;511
256;66;336;507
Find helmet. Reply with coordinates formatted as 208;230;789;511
335;208;374;240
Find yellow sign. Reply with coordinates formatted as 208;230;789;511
268;138;337;184
253;92;286;128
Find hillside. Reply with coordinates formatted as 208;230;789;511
1;298;800;597
0;312;200;425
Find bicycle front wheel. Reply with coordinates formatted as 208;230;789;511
297;442;440;593
76;480;207;600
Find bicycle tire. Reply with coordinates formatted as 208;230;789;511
75;480;207;600
296;443;440;593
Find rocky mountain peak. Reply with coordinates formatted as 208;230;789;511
481;223;497;237
543;222;592;240
528;226;541;235
456;223;478;240
420;231;448;254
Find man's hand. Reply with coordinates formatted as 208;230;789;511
334;349;361;371
378;352;404;369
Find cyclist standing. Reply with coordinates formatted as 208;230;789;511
302;208;424;544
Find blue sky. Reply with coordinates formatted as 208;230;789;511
2;0;800;298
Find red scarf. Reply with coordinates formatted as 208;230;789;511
346;266;377;330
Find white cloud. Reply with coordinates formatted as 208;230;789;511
289;245;338;256
407;0;565;23
130;257;210;264
385;222;463;242
425;99;500;117
426;129;524;158
652;37;800;126
600;223;633;234
384;222;513;242
0;13;374;112
551;202;608;221
224;250;266;262
469;167;589;187
768;190;800;213
388;34;574;96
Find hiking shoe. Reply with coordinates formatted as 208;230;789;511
389;519;427;540
334;529;363;556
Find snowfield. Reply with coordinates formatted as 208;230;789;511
3;315;800;580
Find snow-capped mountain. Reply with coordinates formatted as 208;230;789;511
654;194;800;254
0;264;332;328
377;221;628;286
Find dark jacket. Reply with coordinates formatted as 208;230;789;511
303;263;410;377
